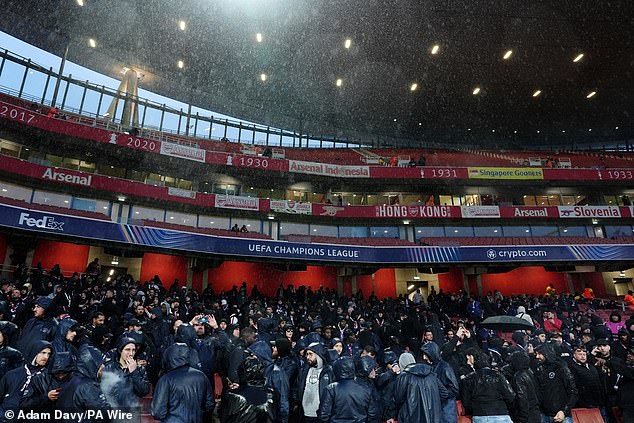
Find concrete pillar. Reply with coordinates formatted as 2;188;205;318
337;276;344;296
1;245;13;279
566;273;574;293
202;269;209;291
463;270;470;295
476;275;483;297
186;267;193;289
351;275;357;294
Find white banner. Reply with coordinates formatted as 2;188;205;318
461;206;501;218
215;195;259;211
167;187;196;199
270;200;312;215
558;206;621;218
288;160;370;178
160;142;206;163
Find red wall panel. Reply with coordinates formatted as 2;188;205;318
207;261;337;297
0;234;7;268
582;272;608;296
438;268;464;293
31;240;90;275
480;266;568;296
191;271;203;294
140;253;188;286
371;268;396;299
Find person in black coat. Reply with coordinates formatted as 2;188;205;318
319;356;379;423
392;351;447;423
16;297;58;354
421;341;459;423
51;317;79;360
534;343;577;423
0;340;52;421
151;342;214;423
462;353;515;421
20;351;76;415
568;345;606;411
375;349;400;422
0;324;23;381
508;351;541;423
101;337;150;412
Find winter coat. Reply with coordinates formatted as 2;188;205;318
462;366;515;416
20;351;76;414
393;362;447;423
533;344;578;417
319;357;379;423
17;315;57;354
421;341;459;423
297;343;335;418
0;340;52;421
249;340;290;423
150;343;214;423
0;344;23;382
509;352;541;423
51;318;78;359
101;342;150;410
375;368;397;421
569;359;606;408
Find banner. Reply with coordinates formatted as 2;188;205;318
558;206;621;218
499;206;559;218
214;195;259;211
42;167;92;187
374;205;458;218
468;167;544;180
160;141;206;162
167;187;196;199
270;200;312;215
461;206;501;218
288;160;370;178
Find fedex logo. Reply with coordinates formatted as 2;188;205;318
18;213;64;231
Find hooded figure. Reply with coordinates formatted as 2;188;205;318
101;337;150;410
421;341;459;423
20;351;75;414
171;324;203;370
257;317;278;343
51;318;79;359
508;351;541;423
0;323;23;381
298;342;335;420
151;343;214;423
320;357;379;423
221;340;288;423
17;297;58;354
515;306;534;325
461;353;515;420
376;349;400;422
393;354;447;423
0;340;52;419
533;343;578;421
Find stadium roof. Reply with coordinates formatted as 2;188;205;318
1;0;633;147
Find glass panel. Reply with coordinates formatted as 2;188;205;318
338;226;369;238
0;181;32;201
225;125;239;142
547;195;561;206
415;227;445;239
523;195;537;206
530;226;560;236
45;154;63;167
559;226;587;236
0;61;25;93
81;88;102;116
165;211;196;227
72;197;108;214
438;195;452;206
234;218;261;233
561;195;577;206
370;226;399;238
198;216;231;230
535;195;549;206
474;226;502;237
240;127;254;144
63;83;85;112
502;226;532;236
604;226;633;238
32;190;72;207
445;226;474;237
130;206;164;222
310;224;338;237
279;222;309;236
22;69;48;101
604;195;618;206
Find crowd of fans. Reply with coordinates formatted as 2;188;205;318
0;261;632;423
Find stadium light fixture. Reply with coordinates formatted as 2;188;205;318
336;78;343;87
76;0;84;6
503;50;513;59
344;39;352;49
586;91;596;98
177;60;184;69
88;38;96;48
532;90;541;97
410;83;418;91
256;33;263;43
260;73;267;81
472;87;481;95
179;20;186;31
431;45;439;55
573;53;584;63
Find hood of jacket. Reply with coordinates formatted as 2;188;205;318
77;344;102;380
517;306;526;314
403;362;433;377
116;336;138;353
306;342;329;365
355;355;376;379
175;324;197;349
248;340;273;365
163;343;190;372
151;307;164;319
258;317;276;334
55;318;77;344
421;341;442;363
512;331;526;347
49;351;75;374
509;351;531;372
535;343;559;364
333;357;355;381
27;340;54;367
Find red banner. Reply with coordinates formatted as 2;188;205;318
206;152;289;172
369;166;470;179
499;206;559;218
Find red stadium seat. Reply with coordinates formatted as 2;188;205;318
571;408;605;423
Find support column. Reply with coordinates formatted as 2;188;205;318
51;40;70;107
566;273;574;294
337;275;344;296
351;275;357;294
202;269;209;291
463;270;470;295
476;275;483;297
186;267;193;289
1;245;13;279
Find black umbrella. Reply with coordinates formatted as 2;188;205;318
480;316;534;331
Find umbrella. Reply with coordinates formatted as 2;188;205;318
480;316;534;331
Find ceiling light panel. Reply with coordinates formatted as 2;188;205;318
573;53;584;63
431;44;439;55
503;50;513;59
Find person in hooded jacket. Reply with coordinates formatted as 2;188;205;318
151;342;214;423
508;351;541;423
0;324;23;381
55;346;110;423
533;343;577;423
100;337;150;413
392;351;447;423
17;297;58;354
0;340;52;421
20;351;76;415
165;323;203;371
375;349;400;422
461;353;515;423
272;337;299;405
220;342;280;423
51;317;79;360
319;356;379;423
298;342;335;422
421;341;459;423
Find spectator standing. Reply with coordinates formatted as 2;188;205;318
533;344;577;423
298;342;334;422
421;342;459;423
462;354;515;423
